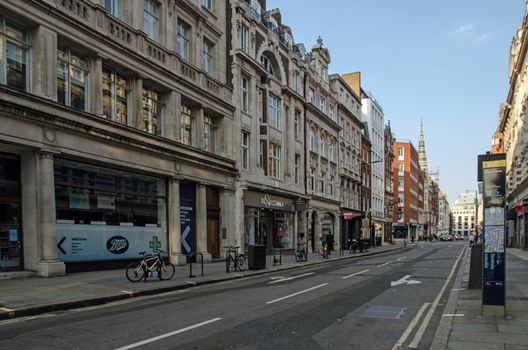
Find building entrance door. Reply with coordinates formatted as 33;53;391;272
0;153;23;270
207;217;220;259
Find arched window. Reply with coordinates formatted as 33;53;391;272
309;129;315;151
328;141;334;161
319;134;325;156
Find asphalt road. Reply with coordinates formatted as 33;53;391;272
0;241;466;350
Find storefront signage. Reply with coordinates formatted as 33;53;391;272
56;224;166;262
245;191;294;211
180;183;196;255
261;194;284;208
480;154;506;311
106;235;129;254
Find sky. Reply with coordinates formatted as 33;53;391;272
266;0;525;203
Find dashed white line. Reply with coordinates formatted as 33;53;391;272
376;261;392;268
114;317;222;350
342;269;370;280
265;283;329;304
396;257;407;261
268;272;315;284
442;313;465;317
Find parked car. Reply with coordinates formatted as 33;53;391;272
455;234;464;240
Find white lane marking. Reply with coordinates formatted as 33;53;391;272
390;275;421;287
121;290;134;296
268;272;315;284
265;283;329;304
407;247;466;349
396;257;407;261
114;317;222;350
442;313;464;317
376;261;392;268
342;269;369;280
391;303;431;350
452;288;465;291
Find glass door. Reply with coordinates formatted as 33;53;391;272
0;153;23;270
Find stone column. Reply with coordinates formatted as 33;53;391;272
131;76;143;129
168;178;186;265
195;184;212;262
164;90;179;141
334;213;341;251
31;25;57;100
196;107;205;150
91;55;104;116
314;211;323;252
37;150;65;277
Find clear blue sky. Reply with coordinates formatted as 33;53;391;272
267;0;525;203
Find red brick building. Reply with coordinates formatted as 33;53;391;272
393;140;421;239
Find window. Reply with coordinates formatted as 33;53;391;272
294;154;300;185
329;175;334;196
268;143;281;179
143;0;159;40
241;25;249;52
202;0;212;10
181;104;195;146
328;141;334;162
319;97;326;112
319;135;325;156
309;129;315;151
329;105;335;120
0;20;29;91
310;168;315;192
102;66;128;125
398;147;404;157
202;38;214;74
204;115;218;153
320;172;325;194
260;55;274;76
57;48;88;111
241;76;249;112
294;110;300;140
177;21;190;60
398;163;404;172
104;0;123;19
268;94;280;128
142;88;162;135
242;132;249;170
292;70;300;91
308;88;315;104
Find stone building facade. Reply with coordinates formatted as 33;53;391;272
384;122;395;242
361;131;372;240
0;0;238;275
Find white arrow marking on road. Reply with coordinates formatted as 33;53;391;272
181;226;191;253
268;272;314;284
390;275;422;287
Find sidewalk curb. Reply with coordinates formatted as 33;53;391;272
429;246;469;350
0;244;411;321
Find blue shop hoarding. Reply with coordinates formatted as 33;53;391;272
180;183;196;255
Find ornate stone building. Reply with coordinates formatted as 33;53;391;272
0;0;238;275
330;74;363;247
228;0;309;252
361;130;372;240
384;122;395;242
492;4;528;249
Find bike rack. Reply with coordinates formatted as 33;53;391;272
186;252;204;278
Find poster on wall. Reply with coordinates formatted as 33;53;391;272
180;183;196;255
69;192;90;209
56;224;166;262
97;194;116;209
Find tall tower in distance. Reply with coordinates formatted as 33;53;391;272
418;119;429;175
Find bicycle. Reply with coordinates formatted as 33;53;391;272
295;243;307;262
319;243;329;259
125;249;175;282
224;246;246;272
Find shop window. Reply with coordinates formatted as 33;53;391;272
142;88;163;135
0;154;22;270
57;47;88;111
0;19;29;92
102;66;128;125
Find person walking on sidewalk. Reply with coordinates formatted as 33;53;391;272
469;233;475;247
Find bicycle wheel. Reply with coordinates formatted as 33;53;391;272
158;261;175;280
236;254;246;271
126;262;145;282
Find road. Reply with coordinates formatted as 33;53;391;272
0;241;466;350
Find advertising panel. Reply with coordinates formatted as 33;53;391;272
180;183;196;255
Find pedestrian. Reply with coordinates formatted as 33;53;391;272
325;234;334;255
469;233;475;247
411;234;415;244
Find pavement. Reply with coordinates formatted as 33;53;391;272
431;245;528;350
0;241;410;321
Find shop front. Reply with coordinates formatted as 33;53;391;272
244;191;296;251
0;153;23;271
341;211;363;248
54;159;168;269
